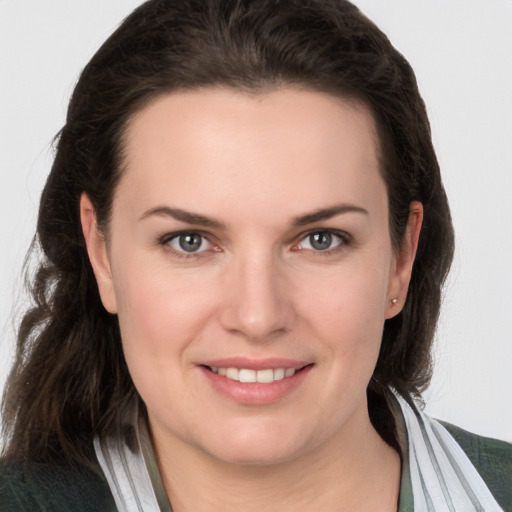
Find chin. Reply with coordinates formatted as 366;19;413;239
198;419;314;467
210;441;302;467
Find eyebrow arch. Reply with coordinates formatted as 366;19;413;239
139;206;226;229
139;203;368;229
292;204;369;226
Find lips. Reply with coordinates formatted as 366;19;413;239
198;358;313;405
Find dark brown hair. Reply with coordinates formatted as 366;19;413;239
2;0;454;465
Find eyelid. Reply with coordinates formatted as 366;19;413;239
158;230;220;257
157;227;351;258
293;228;352;252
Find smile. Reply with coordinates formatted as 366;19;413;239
209;367;297;383
200;362;313;404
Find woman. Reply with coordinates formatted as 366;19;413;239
1;0;510;511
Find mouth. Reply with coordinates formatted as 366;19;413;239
202;365;311;383
199;362;313;405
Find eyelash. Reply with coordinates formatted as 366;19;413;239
293;229;352;255
158;231;218;259
158;228;352;259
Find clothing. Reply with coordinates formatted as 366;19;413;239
0;460;116;511
1;397;511;511
390;394;511;511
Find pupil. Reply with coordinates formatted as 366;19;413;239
310;232;332;250
179;234;202;252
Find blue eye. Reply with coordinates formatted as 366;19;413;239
300;231;345;251
167;233;210;253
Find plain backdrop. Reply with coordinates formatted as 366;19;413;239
1;0;511;442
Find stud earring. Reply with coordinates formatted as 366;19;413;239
391;298;398;305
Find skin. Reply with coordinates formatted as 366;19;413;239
81;88;422;511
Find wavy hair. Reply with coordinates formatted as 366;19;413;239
2;0;454;465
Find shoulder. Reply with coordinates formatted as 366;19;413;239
0;459;117;512
441;421;512;511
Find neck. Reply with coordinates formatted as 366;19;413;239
150;404;401;512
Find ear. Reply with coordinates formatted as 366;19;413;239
385;201;423;319
80;192;118;314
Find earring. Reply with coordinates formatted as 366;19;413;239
391;298;398;305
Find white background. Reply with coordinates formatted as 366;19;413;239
1;1;511;442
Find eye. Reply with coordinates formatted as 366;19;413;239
166;232;211;254
297;230;347;252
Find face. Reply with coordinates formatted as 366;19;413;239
82;88;420;466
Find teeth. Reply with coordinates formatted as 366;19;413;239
256;369;274;383
273;368;285;380
285;368;295;377
211;366;297;383
226;368;239;381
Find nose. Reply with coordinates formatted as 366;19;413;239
219;251;296;342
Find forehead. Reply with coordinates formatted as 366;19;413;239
117;87;386;223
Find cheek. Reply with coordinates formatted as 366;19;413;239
296;256;391;357
111;265;204;413
114;271;171;349
111;258;219;366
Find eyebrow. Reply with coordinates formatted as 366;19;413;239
139;203;368;229
292;204;369;226
139;207;227;229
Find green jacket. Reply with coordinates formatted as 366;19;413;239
1;424;511;511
